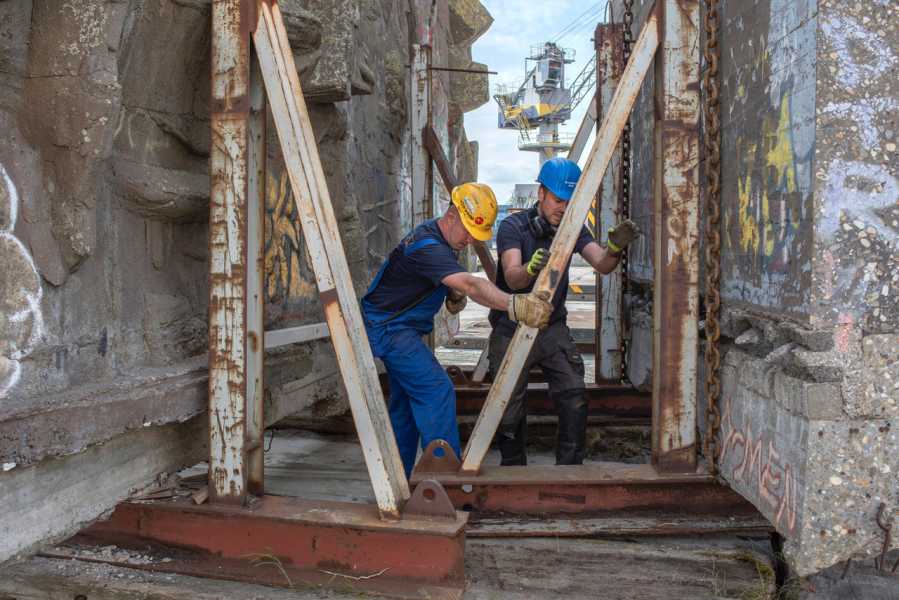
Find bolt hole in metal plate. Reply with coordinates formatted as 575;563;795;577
413;439;462;475
405;480;458;519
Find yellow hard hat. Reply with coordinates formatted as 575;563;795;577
451;182;497;241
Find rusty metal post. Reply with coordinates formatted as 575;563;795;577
246;43;266;495
594;23;626;384
410;43;432;230
651;0;700;473
208;0;252;503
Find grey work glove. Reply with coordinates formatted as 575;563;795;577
445;290;467;315
607;219;641;254
508;291;552;329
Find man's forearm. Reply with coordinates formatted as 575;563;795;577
466;277;510;311
504;265;532;290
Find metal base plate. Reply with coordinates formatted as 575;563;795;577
78;493;467;598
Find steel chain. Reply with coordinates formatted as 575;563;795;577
618;0;634;384
702;0;723;476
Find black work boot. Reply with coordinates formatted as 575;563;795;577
555;389;588;465
497;416;528;466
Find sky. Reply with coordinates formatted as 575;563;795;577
463;1;610;205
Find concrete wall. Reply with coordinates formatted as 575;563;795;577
0;0;491;563
611;0;898;575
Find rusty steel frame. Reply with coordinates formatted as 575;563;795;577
78;494;467;595
208;0;252;504
459;6;661;475
651;0;701;473
594;23;626;384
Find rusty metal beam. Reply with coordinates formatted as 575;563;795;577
77;494;467;595
595;23;626;383
254;0;409;516
208;0;252;504
410;44;432;231
412;460;759;517
459;6;661;475
651;0;701;473
453;382;650;418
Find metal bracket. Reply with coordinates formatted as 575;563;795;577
414;439;462;475
404;479;457;520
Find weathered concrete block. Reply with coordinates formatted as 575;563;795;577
859;334;899;418
724;347;775;398
720;383;898;576
773;371;843;420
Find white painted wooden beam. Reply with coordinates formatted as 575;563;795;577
263;323;331;350
254;0;409;517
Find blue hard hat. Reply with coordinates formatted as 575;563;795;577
536;157;582;201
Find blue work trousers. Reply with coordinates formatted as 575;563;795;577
366;324;461;477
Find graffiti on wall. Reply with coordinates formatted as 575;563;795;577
725;83;814;310
0;163;44;398
718;396;800;536
263;169;318;325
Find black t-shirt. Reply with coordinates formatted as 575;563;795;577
488;208;594;335
363;219;466;313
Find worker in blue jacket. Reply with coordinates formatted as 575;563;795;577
362;183;554;477
488;157;639;466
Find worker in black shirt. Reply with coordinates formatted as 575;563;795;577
488;157;639;465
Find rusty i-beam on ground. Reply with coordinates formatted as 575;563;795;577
651;0;701;473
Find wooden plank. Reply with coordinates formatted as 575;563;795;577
460;5;661;474
254;0;409;516
208;0;251;504
651;0;700;473
263;322;330;349
595;23;626;382
422;125;497;283
467;513;774;538
246;45;266;496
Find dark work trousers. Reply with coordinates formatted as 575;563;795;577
487;320;587;465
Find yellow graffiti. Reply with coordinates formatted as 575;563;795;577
737;142;759;253
264;170;315;301
767;94;797;194
734;90;800;263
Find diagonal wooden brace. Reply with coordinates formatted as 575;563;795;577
459;3;662;475
253;0;409;517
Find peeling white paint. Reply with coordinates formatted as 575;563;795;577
0;163;45;399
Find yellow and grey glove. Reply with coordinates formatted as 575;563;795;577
607;219;640;255
525;248;551;277
445;290;467;315
508;291;553;329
